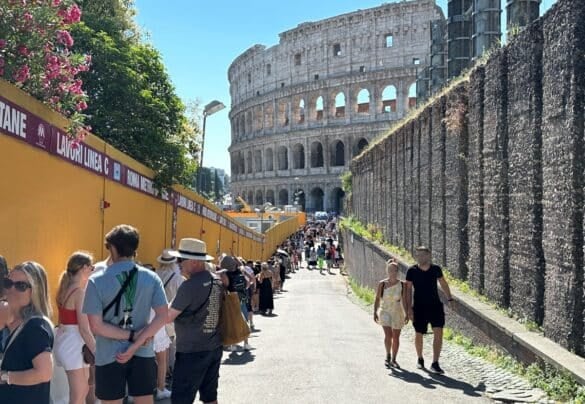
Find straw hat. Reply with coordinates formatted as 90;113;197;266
157;249;177;264
169;238;214;261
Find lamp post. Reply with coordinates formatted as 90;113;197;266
198;100;226;192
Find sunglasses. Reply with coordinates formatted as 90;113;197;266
3;278;32;292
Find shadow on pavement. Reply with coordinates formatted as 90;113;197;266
223;351;256;366
389;368;485;397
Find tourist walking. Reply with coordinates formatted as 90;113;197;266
317;243;326;273
0;262;54;403
373;260;407;368
220;255;252;351
405;246;454;374
167;238;224;404
82;225;168;404
54;252;96;404
258;262;274;315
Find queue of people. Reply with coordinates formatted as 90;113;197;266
0;223;306;403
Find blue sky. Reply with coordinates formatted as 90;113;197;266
134;0;557;174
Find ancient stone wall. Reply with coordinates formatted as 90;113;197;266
227;0;444;212
349;0;585;355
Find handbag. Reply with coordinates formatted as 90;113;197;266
82;344;95;365
220;291;250;346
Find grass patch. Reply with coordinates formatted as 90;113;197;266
444;328;585;402
348;277;375;306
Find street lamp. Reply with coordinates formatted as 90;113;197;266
198;100;226;192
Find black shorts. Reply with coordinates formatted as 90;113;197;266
172;347;222;403
412;304;445;334
95;356;156;400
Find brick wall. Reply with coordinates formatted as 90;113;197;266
349;0;585;355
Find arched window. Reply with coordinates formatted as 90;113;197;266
408;82;417;110
293;144;305;169
265;148;274;171
246;151;252;174
335;92;346;118
254;150;262;173
357;89;370;113
277;146;288;170
382;85;397;113
310;141;324;168
278;189;289;205
330;140;345;167
298;99;305;124
315;96;324;120
354;138;369;156
255;190;263;205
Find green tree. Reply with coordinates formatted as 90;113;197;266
72;1;198;189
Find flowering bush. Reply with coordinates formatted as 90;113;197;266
0;0;90;138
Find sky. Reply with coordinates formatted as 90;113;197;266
134;0;558;174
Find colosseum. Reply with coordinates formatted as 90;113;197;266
228;0;444;213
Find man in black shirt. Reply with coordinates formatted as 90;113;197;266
405;246;453;374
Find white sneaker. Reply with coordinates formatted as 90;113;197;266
228;345;238;352
155;388;172;400
244;343;252;351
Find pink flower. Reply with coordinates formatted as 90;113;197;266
0;39;7;49
56;30;74;48
17;44;30;57
68;79;83;95
65;4;82;24
0;58;4;68
75;100;88;111
23;12;33;23
52;0;61;6
0;68;4;77
13;65;30;83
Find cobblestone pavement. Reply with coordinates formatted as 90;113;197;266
346;276;552;404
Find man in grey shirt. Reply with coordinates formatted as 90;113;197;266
168;238;224;404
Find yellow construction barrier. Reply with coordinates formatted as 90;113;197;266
0;79;300;312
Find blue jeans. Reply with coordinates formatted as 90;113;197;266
171;347;222;403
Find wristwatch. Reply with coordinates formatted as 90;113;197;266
0;371;10;385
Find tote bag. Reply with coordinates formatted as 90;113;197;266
220;291;250;346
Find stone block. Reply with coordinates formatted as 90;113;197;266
431;97;447;265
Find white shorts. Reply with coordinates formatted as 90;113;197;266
54;325;88;371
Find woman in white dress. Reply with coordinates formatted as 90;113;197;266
373;260;408;369
53;252;96;404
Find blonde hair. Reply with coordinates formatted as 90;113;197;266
12;261;52;319
56;252;93;307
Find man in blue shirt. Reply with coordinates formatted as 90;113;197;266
83;224;168;404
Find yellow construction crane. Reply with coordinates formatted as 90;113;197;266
235;196;253;213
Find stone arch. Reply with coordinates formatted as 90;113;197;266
310;141;324;168
354;138;369;156
315;96;324;120
247;190;254;205
293;188;306;211
309;187;324;212
278;101;289;127
255;190;263;205
266;189;275;205
408;82;417;110
330;140;345;167
265;148;274;171
278;189;289;205
298;99;305;124
264;102;274;128
238;151;245;175
293;143;305;169
330;187;346;214
254;150;262;173
356;88;370;114
382;85;397;113
246;150;253;174
277;146;288;170
246;110;252;134
334;92;346;118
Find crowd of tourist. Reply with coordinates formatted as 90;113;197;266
0;217;339;404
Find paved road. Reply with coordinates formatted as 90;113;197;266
212;268;489;404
